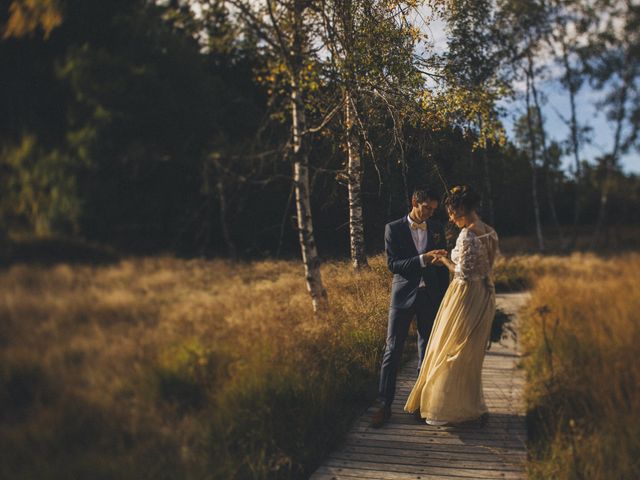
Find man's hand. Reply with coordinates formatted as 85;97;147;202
421;249;447;264
432;253;454;270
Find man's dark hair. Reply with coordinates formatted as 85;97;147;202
412;187;439;204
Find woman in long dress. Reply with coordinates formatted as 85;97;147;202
404;185;499;425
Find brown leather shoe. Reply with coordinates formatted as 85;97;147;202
370;405;391;428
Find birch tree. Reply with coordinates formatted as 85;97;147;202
319;0;427;269
525;51;564;244
546;1;589;246
428;0;509;216
578;0;640;247
227;0;329;312
520;92;546;251
492;0;551;250
320;0;369;269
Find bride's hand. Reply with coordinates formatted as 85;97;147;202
424;249;447;259
431;254;445;265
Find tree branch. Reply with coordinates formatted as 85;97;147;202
305;99;344;134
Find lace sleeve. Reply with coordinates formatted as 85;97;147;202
452;229;480;280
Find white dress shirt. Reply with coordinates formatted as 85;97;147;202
407;214;428;287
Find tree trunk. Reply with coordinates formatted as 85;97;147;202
276;181;294;259
559;38;583;248
344;90;368;269
592;82;628;249
477;116;495;225
481;149;495;225
528;54;563;245
291;81;328;313
216;175;237;259
400;156;410;211
525;75;545;252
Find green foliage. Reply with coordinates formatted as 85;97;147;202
0;0;639;259
0;135;81;236
153;338;235;413
494;258;532;292
212;337;380;479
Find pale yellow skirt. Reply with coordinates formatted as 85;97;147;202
404;277;495;423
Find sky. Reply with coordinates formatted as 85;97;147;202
423;11;640;175
502;77;640;175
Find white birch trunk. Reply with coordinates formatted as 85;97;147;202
593;82;627;248
528;56;563;244
344;90;368;269
477;116;495;225
291;83;328;313
559;38;583;246
526;76;545;252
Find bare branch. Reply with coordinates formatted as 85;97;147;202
305;99;344;134
227;0;279;50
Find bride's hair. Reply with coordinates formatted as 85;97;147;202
445;185;481;213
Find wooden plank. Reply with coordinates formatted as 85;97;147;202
354;419;527;436
353;418;525;433
336;441;526;465
312;465;470;480
344;432;526;450
354;418;526;433
328;451;524;472
321;458;525;479
345;435;526;456
340;444;526;466
360;411;526;424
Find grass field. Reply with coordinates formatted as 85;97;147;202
0;255;395;479
2;246;638;479
520;253;640;479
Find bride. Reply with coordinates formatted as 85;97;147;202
404;185;499;426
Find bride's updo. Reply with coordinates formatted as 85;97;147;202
445;185;481;213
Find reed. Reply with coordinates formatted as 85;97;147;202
521;253;640;479
4;249;631;479
0;256;392;479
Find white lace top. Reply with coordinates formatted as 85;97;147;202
451;227;499;281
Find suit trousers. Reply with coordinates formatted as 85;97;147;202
378;289;439;408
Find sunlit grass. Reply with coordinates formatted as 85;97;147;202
0;255;392;479
521;253;640;479
3;249;637;479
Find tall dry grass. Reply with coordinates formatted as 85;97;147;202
521;253;640;479
6;247;632;479
0;255;394;479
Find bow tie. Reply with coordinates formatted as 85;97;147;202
410;222;426;231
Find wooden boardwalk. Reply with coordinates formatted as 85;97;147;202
311;292;530;480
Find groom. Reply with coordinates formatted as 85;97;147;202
371;187;450;428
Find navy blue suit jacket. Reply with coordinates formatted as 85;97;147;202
385;216;450;309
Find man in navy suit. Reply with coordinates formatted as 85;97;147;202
371;188;450;427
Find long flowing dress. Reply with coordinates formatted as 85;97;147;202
404;226;499;423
